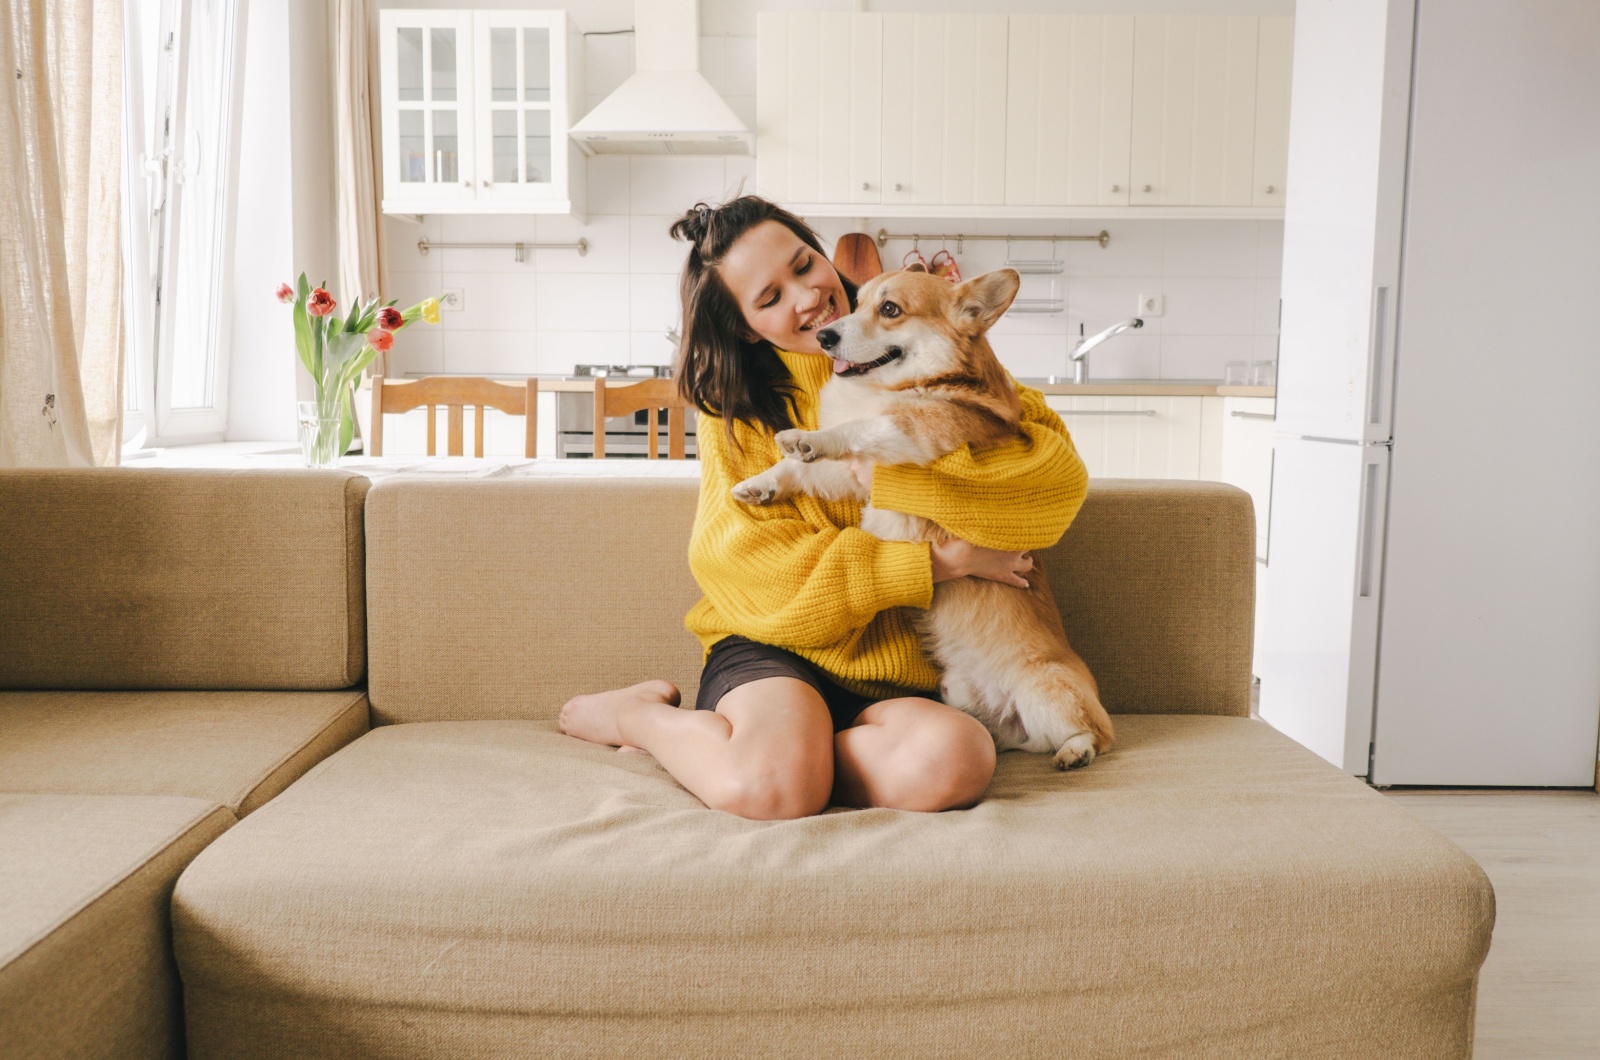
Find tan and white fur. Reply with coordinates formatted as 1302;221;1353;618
732;266;1113;770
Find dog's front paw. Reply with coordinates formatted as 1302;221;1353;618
732;476;780;505
775;429;824;462
1052;733;1097;771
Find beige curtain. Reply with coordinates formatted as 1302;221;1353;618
334;0;389;378
0;0;124;466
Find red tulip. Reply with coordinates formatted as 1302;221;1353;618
376;306;404;331
275;282;295;303
367;327;394;352
307;287;336;317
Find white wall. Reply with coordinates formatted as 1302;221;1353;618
384;161;1283;381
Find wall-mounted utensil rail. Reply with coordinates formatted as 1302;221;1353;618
417;238;589;263
874;229;1110;251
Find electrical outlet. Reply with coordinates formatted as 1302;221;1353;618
1137;293;1164;317
441;287;465;312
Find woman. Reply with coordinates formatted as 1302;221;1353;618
559;196;1089;820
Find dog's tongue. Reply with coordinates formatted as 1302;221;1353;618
832;358;851;375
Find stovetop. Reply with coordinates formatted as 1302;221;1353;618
571;364;673;379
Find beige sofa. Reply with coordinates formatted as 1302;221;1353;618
1;470;1495;1058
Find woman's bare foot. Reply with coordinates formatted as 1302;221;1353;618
559;679;681;747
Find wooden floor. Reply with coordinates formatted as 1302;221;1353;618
1385;789;1600;1058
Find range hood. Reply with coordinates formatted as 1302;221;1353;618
569;0;753;156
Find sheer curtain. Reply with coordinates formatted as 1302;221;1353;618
0;0;124;466
335;0;389;377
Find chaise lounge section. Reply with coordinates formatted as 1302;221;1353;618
0;469;373;1058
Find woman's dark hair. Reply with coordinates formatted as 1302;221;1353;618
670;195;856;443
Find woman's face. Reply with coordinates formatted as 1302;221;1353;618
717;220;847;355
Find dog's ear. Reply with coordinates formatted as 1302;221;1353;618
903;261;928;274
954;269;1020;331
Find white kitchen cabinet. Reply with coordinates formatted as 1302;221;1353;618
1130;16;1261;207
1220;396;1276;562
1252;17;1294;207
759;14;1290;216
1006;16;1134;208
1047;396;1205;479
879;15;915;207
379;9;584;216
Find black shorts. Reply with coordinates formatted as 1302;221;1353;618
694;635;882;733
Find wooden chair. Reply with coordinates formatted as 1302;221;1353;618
593;376;690;459
369;376;538;457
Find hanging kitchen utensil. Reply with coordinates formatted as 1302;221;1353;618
901;242;930;272
832;232;883;288
929;248;963;284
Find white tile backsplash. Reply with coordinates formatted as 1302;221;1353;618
380;33;1282;383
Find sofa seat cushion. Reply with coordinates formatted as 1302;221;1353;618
1;794;232;1059
172;716;1494;1059
0;690;369;817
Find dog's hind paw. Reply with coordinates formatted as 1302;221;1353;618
1053;733;1097;771
732;478;779;505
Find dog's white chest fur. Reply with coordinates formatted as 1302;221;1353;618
816;377;889;432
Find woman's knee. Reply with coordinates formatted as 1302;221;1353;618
878;709;997;812
703;761;830;820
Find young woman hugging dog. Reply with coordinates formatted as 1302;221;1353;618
558;195;1089;820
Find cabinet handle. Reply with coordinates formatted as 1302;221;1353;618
1229;410;1274;420
894;182;903;192
1265;185;1277;194
860;181;870;190
1142;184;1152;193
481;179;492;188
1111;184;1121;193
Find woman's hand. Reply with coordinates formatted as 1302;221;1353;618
930;538;1033;588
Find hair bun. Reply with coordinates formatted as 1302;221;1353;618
670;201;717;245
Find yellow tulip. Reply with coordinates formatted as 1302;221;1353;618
421;297;441;324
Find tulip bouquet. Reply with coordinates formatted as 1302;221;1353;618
277;275;441;465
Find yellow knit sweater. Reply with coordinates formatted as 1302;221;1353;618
685;348;1090;699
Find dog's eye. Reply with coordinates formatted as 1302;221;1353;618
879;300;901;319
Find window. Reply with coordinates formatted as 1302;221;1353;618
121;0;244;445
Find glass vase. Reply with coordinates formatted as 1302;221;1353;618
297;400;343;469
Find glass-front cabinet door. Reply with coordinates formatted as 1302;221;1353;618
474;11;571;207
379;9;580;215
380;10;475;208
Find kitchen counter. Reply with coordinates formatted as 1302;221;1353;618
404;373;1274;399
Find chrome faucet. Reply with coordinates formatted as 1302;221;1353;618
1065;318;1144;383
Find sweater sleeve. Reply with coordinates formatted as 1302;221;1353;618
868;383;1089;552
688;417;935;649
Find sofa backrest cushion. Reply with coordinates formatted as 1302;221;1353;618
0;469;368;690
364;476;1253;724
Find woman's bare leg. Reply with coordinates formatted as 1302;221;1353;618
559;678;835;820
833;697;997;812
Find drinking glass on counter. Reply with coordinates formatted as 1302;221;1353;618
1224;361;1251;385
1250;360;1277;386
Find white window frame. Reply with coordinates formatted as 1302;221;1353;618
122;0;248;447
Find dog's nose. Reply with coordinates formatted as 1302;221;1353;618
816;327;840;350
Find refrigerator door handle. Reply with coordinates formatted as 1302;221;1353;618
1365;285;1392;439
1355;451;1389;599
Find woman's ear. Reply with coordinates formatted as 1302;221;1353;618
954;269;1021;331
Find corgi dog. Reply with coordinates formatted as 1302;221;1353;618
731;266;1114;770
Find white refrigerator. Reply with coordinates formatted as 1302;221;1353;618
1257;0;1600;786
